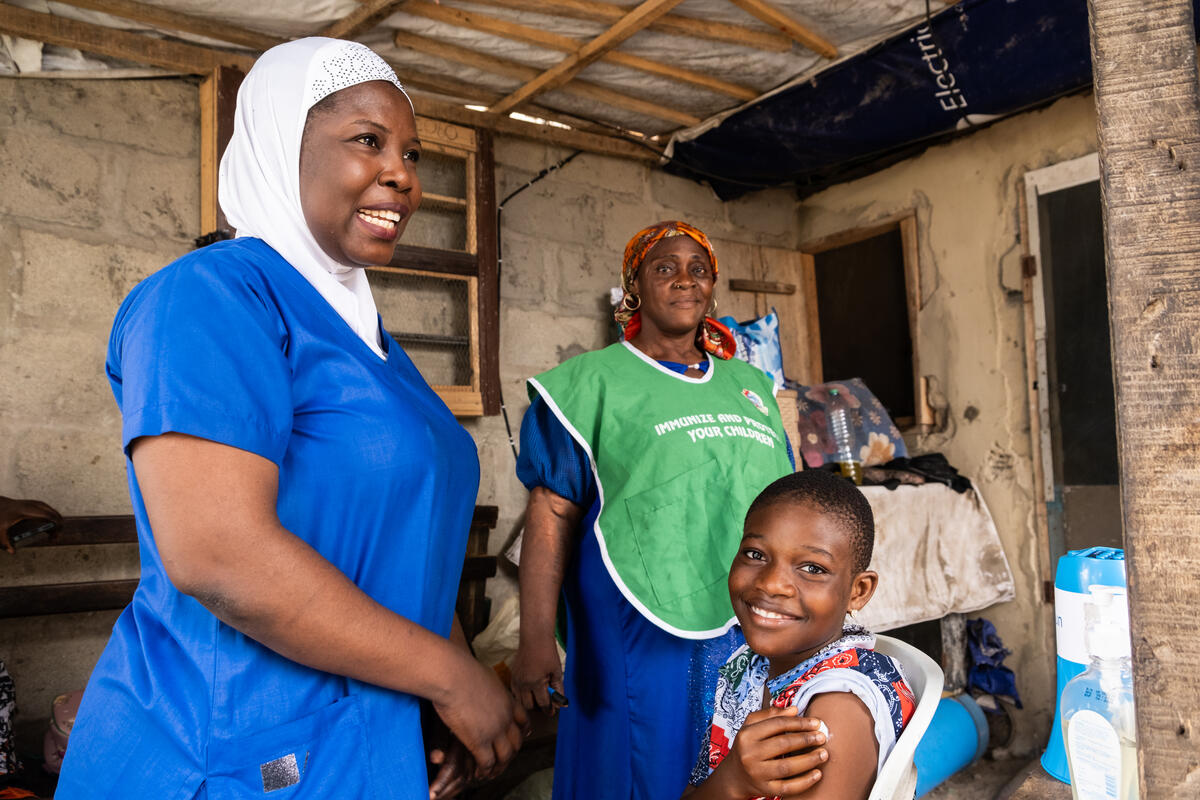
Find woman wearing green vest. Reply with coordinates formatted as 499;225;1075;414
511;221;796;798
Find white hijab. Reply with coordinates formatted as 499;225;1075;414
219;37;413;359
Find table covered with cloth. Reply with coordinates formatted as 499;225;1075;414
854;483;1016;633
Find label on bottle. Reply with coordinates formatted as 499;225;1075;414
1056;587;1089;663
1067;709;1122;799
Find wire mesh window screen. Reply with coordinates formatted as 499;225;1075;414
373;269;474;388
420;149;467;198
403;149;470;252
402;206;468;251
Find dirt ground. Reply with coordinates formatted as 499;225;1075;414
923;757;1031;799
500;757;1033;799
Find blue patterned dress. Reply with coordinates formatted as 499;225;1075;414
689;624;916;799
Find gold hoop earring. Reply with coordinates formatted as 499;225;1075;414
707;296;718;317
621;293;641;312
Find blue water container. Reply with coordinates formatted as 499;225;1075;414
1041;547;1127;783
914;693;988;797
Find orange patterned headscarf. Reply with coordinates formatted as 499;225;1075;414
615;221;736;359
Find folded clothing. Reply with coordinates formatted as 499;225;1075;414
865;453;972;493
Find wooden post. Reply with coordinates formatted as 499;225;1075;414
474;129;501;416
198;65;244;238
1087;0;1200;793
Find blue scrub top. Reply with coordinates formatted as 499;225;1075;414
56;238;480;800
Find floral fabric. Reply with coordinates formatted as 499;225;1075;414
787;377;908;468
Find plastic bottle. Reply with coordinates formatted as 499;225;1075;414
826;388;862;484
1060;585;1138;800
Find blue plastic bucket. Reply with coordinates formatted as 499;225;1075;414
914;693;988;797
1041;547;1127;783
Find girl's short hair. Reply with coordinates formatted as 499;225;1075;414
746;469;875;572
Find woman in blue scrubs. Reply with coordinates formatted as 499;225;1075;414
56;38;523;800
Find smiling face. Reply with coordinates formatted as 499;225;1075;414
632;235;715;338
298;80;422;268
729;500;878;678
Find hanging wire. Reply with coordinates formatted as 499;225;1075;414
495;150;583;463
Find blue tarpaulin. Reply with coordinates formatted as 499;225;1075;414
665;0;1200;199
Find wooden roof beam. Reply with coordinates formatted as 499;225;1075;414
0;3;255;73
393;30;699;127
407;89;661;163
321;0;406;40
725;0;837;59
465;0;791;53
403;0;757;101
398;67;618;136
38;0;280;51
489;0;687;116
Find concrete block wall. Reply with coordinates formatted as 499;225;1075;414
0;75;199;748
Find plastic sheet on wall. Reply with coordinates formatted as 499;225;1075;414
664;0;1200;199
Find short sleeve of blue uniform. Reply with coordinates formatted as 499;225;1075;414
516;394;597;507
107;255;293;464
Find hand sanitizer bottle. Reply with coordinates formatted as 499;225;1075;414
1061;585;1138;800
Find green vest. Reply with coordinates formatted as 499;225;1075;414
529;341;793;638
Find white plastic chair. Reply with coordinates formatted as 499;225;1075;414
867;634;945;800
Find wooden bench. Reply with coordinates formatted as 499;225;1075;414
0;507;499;639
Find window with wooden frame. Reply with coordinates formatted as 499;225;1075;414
369;117;500;417
796;213;933;430
703;221;936;467
714;215;934;431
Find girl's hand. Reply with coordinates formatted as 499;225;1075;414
712;706;828;799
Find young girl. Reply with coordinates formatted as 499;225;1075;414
686;469;915;800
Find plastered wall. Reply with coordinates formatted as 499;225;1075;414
794;93;1101;754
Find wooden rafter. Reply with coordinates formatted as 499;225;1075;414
465;0;791;53
46;0;280;50
402;0;757;101
321;0;406;40
0;3;255;73
489;0;687;116
393;30;699;127
725;0;837;59
407;89;661;163
399;67;620;136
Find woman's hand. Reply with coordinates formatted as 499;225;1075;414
130;432;527;778
0;496;62;553
690;706;827;800
509;635;565;713
512;487;581;712
432;654;527;781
